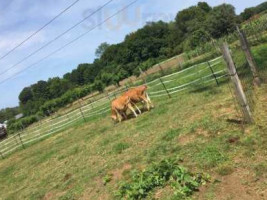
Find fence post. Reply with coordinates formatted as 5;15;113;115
64;110;71;122
159;78;171;98
88;99;94;110
221;43;253;124
139;67;147;84
47;110;54;133
18;132;25;149
236;26;261;87
78;100;86;122
207;61;219;86
106;92;111;101
19;126;25;149
113;91;117;99
158;64;165;76
178;61;183;70
125;84;129;90
14;134;20;146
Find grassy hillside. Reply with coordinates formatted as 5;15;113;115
0;44;266;200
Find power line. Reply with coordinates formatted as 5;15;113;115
0;0;114;76
0;0;81;61
0;0;139;85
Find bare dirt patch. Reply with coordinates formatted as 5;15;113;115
178;133;196;145
214;168;265;200
42;191;66;200
62;173;72;182
178;128;209;145
80;177;110;200
111;163;132;181
197;168;266;200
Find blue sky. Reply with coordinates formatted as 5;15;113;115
0;0;265;109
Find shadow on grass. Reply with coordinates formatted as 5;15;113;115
226;118;244;125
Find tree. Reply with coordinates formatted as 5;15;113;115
95;42;110;58
240;8;256;21
175;2;211;36
205;4;238;38
93;80;105;92
0;107;20;123
32;80;49;100
19;87;33;104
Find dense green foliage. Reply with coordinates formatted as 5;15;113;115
5;2;267;133
0;107;20;123
17;2;241;116
7;115;38;134
240;1;267;21
116;159;209;199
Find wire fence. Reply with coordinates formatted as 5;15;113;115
0;21;265;159
0;55;229;158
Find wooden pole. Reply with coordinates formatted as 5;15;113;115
221;43;253;124
207;61;219;86
236;26;261;87
159;78;171;98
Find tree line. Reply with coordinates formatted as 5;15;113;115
6;2;267;133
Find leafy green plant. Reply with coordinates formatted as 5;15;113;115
103;174;112;185
115;159;210;199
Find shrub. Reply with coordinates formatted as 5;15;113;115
116;159;210;199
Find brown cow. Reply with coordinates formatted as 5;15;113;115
111;95;138;122
123;85;154;112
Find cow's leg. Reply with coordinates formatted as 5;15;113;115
146;93;154;108
128;103;138;118
115;109;123;122
133;102;142;114
121;111;128;120
140;95;150;111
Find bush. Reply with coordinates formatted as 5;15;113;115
7;115;38;134
116;159;210;199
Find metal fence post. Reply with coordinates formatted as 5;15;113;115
158;64;165;76
178;61;183;70
78;100;86;122
47;110;54;133
159;78;171;98
221;43;253;124
18;132;25;149
207;61;219;86
89;99;94;109
64;110;71;122
125;84;129;90
139;67;147;84
106;92;111;101
14;134;20;146
236;26;261;87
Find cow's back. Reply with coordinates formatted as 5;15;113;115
124;85;147;102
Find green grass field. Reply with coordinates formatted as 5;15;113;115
0;44;266;200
